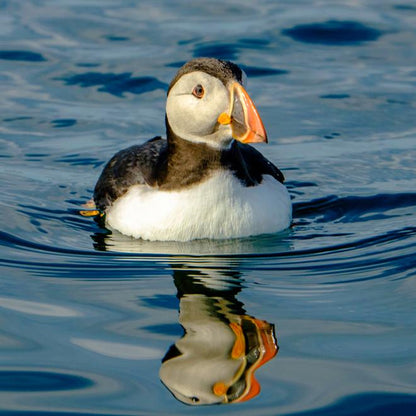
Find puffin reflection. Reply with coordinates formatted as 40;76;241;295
160;264;278;405
89;232;282;405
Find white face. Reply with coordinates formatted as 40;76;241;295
166;71;233;149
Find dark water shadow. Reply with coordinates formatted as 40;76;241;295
393;4;416;11
193;38;270;60
0;50;46;62
57;72;167;97
51;119;77;128
103;35;130;41
242;66;288;77
293;192;416;223
282;21;383;45
286;392;416;416
320;94;350;99
0;370;93;392
0;412;116;416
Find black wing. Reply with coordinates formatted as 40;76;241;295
93;137;167;211
224;141;285;186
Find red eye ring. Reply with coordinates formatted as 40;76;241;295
192;84;204;98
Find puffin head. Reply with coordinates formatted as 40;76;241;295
166;58;268;149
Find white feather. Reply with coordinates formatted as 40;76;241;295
105;171;292;242
166;71;233;149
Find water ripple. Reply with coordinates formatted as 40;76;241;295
294;193;416;223
0;50;46;62
0;370;93;392
282;20;383;45
51;119;77;128
1;222;415;286
58;72;167;97
242;65;288;77
284;392;416;416
193;38;270;60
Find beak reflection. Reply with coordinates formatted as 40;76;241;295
159;264;278;405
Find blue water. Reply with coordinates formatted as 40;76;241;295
1;0;416;414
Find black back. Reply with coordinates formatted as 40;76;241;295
93;137;165;211
93;136;284;211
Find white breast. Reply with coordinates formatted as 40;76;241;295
105;171;292;242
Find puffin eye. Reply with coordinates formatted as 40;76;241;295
192;84;204;99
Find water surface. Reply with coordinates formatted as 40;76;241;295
1;0;416;414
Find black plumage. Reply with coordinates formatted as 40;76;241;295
94;136;284;212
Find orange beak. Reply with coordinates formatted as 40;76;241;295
217;82;268;144
235;318;278;403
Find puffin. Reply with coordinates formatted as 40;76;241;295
92;58;292;241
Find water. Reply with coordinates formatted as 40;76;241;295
1;0;416;414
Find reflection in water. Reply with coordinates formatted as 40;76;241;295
91;226;292;256
91;232;281;405
160;264;278;405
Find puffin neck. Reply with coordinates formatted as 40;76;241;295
157;120;224;190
